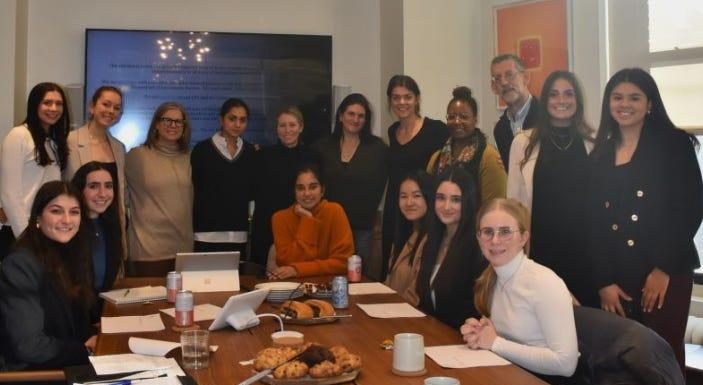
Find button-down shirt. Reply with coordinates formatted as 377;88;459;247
507;94;533;135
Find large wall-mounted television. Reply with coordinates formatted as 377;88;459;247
84;29;332;150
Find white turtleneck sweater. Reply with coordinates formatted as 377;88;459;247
489;250;579;376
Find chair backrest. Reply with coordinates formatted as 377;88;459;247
574;306;684;385
0;369;65;383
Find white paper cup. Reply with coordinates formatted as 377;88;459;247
271;330;304;347
393;333;425;373
424;377;460;385
181;330;209;369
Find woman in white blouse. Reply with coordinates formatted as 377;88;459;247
0;83;70;254
461;198;579;382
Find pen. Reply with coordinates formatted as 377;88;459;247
123;289;131;297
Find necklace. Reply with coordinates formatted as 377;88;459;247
548;133;575;151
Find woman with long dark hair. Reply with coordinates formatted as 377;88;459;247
0;82;70;258
590;68;703;373
416;166;484;329
0;181;96;369
71;162;123;297
384;170;433;306
312;93;387;278
507;70;597;306
125;102;193;276
381;75;448;280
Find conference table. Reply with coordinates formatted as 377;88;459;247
96;275;547;385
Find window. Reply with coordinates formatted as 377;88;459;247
647;0;703;270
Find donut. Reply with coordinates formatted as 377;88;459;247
304;299;335;317
281;300;314;319
309;360;343;378
273;360;309;379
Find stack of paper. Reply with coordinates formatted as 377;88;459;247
88;354;186;376
424;345;511;368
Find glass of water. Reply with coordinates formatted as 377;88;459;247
180;329;209;369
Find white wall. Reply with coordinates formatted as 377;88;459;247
402;0;607;143
0;1;17;131
2;0;387;139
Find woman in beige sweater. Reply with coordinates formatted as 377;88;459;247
125;102;193;276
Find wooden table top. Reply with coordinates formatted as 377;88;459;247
96;276;546;385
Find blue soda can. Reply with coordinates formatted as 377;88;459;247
331;276;349;309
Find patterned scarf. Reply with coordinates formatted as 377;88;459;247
434;129;487;175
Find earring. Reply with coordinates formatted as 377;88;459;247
35;219;40;229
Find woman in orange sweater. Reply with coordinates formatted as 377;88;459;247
269;164;354;278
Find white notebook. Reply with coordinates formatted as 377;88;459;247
100;286;167;304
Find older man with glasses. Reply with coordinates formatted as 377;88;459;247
490;54;540;171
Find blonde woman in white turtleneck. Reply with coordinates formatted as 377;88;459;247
125;102;193;277
461;198;579;382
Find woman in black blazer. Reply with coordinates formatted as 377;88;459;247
0;181;96;370
416;166;485;329
589;68;702;374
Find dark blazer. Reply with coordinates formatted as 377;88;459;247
589;124;702;295
493;96;540;171
416;235;485;330
0;248;93;370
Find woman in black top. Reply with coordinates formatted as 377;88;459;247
381;75;448;279
251;106;317;265
507;70;597;307
0;181;95;370
191;98;257;257
312;93;387;279
416;166;484;329
590;68;702;373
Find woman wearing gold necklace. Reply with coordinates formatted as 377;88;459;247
311;93;387;278
65;86;127;259
506;71;596;307
125;102;193;276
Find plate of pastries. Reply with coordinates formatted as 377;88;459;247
280;300;338;325
254;343;361;384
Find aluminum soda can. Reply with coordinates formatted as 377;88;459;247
331;276;349;309
175;290;194;327
347;255;362;282
166;271;182;303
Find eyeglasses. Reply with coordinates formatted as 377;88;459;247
159;117;185;127
477;227;520;241
446;113;474;122
490;70;522;84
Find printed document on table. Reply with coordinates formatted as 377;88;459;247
88;354;186;375
356;302;425;318
101;314;165;334
425;345;511;368
348;282;396;295
160;303;222;321
686;344;703;370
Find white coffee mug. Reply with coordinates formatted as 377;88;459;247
393;333;425;372
424;376;460;385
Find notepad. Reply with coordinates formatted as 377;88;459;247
100;286;167;304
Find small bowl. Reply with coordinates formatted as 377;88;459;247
271;330;304;347
424;377;460;385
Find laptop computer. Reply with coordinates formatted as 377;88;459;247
175;251;240;292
